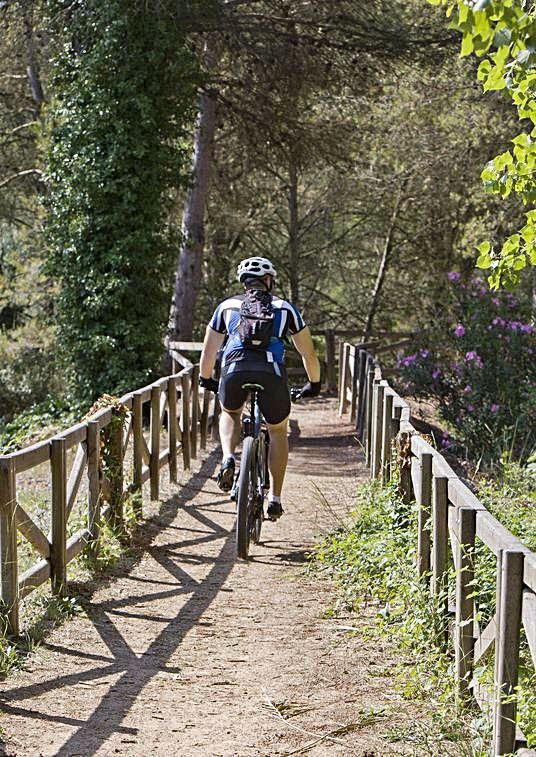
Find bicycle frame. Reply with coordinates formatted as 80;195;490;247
243;385;263;439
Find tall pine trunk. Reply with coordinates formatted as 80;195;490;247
362;178;408;341
168;40;217;342
22;2;45;114
288;157;300;307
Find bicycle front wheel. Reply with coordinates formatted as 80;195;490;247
236;436;254;559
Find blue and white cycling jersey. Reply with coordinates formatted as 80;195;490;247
209;293;306;367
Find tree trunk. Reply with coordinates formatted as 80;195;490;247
362;178;408;341
168;39;217;342
22;4;45;114
288;158;300;307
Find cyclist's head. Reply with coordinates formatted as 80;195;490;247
237;257;276;291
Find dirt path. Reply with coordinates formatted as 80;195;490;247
1;399;426;756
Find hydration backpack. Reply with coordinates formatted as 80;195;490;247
237;289;274;349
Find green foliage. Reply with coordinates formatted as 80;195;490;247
0;320;63;428
44;0;198;405
0;594;83;679
397;271;536;462
0;397;76;454
311;477;536;749
478;460;536;550
430;0;536;288
311;480;483;751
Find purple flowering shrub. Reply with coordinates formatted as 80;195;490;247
397;273;536;461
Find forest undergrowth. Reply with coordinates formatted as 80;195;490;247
309;478;536;753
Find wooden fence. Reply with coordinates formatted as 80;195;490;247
339;342;536;755
0;350;217;638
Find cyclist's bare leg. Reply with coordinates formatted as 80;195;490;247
266;417;289;497
220;406;242;458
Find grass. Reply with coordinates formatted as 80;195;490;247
308;476;536;753
1;594;83;678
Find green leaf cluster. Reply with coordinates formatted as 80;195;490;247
44;0;198;405
430;0;536;288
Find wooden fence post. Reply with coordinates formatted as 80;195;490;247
168;377;178;484
87;421;101;547
0;457;19;635
372;382;385;479
356;349;367;438
181;373;191;470
349;347;359;426
431;474;449;646
397;431;413;505
493;549;524;755
338;343;350;416
390;404;401;445
51;437;67;596
364;357;375;467
150;385;161;500
337;339;344;408
416;452;432;580
380;390;394;484
325;329;336;393
132;391;143;496
109;409;124;528
455;506;476;701
190;364;199;459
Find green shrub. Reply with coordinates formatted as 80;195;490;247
0;321;63;424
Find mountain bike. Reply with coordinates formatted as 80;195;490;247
234;382;270;559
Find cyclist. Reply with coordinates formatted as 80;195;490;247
198;256;321;520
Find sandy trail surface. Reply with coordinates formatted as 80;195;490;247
1;399;425;756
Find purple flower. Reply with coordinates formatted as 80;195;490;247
432;367;441;380
492;297;500;306
463;385;472;394
465;351;483;368
467;404;475;413
490;404;499;413
401;353;417;367
447;271;461;283
454;323;466;337
419;348;430;358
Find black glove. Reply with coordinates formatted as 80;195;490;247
199;376;219;393
291;381;321;401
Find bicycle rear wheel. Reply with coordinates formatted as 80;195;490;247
236;436;254;559
251;431;268;544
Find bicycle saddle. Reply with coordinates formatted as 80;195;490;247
241;382;265;391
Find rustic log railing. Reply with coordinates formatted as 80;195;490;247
339;342;536;756
0;350;217;638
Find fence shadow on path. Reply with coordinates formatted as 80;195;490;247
0;447;239;756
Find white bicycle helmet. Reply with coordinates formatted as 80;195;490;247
237;256;277;282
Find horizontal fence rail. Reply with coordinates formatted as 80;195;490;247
339;342;536;756
0;351;219;637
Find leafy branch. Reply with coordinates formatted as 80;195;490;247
430;0;536;288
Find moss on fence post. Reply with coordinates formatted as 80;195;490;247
84;394;127;534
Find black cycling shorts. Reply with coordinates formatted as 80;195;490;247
218;365;291;424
